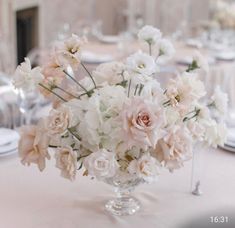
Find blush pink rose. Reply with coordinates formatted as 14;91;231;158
120;97;166;150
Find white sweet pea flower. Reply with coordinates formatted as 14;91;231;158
84;149;119;180
126;51;157;76
138;25;162;45
92;61;130;86
13;58;43;92
157;38;175;63
210;86;228;119
128;154;160;183
55;34;86;71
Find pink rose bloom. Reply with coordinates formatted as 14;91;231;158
55;146;77;181
18;120;50;171
154;125;193;171
120;97;166;150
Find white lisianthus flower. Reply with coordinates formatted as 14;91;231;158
92;61;129;86
120;97;166;150
84;149;119;180
210;86;228;118
13;58;43;92
126;51;157;76
204;121;227;147
154;125;193;172
127;154;160;183
192;51;209;74
157;38;175;63
138;25;162;45
55;146;77;181
140;79;164;103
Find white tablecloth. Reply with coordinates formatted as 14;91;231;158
0;148;235;228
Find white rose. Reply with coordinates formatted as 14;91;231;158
138;25;162;45
55;146;77;181
126;51;157;76
127;154;160;183
84;149;119;179
13;58;43;92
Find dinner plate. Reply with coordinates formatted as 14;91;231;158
0;128;19;146
0;138;18;154
98;35;121;44
176;56;215;66
220;144;235;153
220;127;235;153
214;51;235;61
0;148;17;157
81;51;113;64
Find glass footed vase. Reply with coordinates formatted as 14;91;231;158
104;174;142;216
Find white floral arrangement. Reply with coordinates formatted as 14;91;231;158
212;0;235;29
13;25;228;183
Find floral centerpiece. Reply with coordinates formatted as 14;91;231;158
13;25;228;216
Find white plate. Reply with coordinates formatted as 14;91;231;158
81;51;113;64
98;35;121;44
0;138;18;154
185;39;203;49
0;128;19;146
220;144;235;153
176;56;215;66
214;51;235;61
0;148;17;157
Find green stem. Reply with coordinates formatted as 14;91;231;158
67;128;81;141
81;62;97;88
63;70;89;93
127;79;132;97
55;86;78;99
134;84;139;96
38;83;67;102
148;43;152;56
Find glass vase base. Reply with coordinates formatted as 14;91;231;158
105;196;140;216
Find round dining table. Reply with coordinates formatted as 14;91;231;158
0;147;234;228
1;39;235;228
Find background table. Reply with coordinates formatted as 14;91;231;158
0;147;235;228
